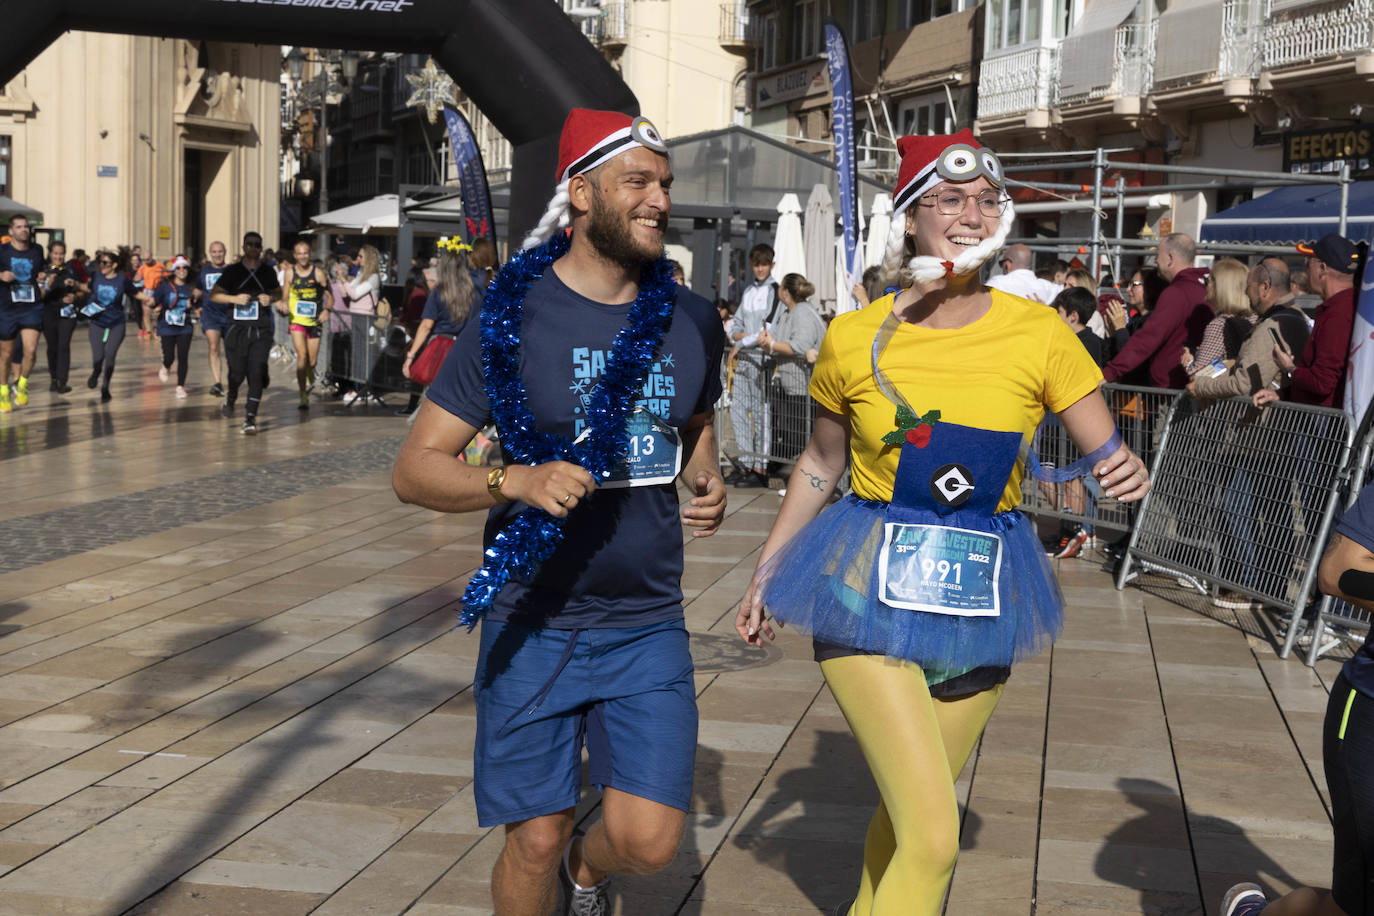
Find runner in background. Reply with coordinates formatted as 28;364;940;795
0;215;46;412
85;250;135;403
195;240;229;397
284;240;332;410
39;239;85;395
152;255;196;399
135;254;165;339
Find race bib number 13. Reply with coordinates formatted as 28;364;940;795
878;523;1002;617
581;407;682;489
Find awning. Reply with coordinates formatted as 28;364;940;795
1153;0;1224;85
310;194;416;235
1058;0;1144;98
1199;181;1374;245
0;196;42;225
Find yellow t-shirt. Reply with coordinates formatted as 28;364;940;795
809;290;1103;511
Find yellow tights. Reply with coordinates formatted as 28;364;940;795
820;654;1004;916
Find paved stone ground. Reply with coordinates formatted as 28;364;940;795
0;335;1351;915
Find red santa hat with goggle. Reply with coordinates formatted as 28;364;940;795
520;107;670;250
881;129;1015;284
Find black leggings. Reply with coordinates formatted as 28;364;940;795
88;321;126;389
1326;671;1374;914
160;334;192;386
41;305;75;385
225;323;272;418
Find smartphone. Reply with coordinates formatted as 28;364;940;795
1267;326;1289;354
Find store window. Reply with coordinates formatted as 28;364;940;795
793;0;822;59
0;136;10;198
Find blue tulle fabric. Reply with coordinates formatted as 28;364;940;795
759;495;1063;682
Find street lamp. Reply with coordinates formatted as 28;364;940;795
285;48;362;250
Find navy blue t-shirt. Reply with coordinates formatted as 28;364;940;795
1333;487;1374;697
420;274;485;337
427;267;725;629
197;263;227;317
0;243;44;313
154;280;195;336
87;273;133;328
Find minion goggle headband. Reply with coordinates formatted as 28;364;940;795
892;143;1006;216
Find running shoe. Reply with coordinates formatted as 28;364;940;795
158;366;169;383
13;377;27;407
48;378;58;392
220;402;234;418
56;383;71;394
1053;527;1090;559
175;386;188;400
1221;882;1268;915
559;835;609;916
208;382;224;398
0;389;10;413
1212;590;1258;610
342;390;360;406
100;388;112;403
241;418;258;436
87;368;100;389
299;391;309;410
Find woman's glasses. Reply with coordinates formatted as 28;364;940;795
917;189;1009;218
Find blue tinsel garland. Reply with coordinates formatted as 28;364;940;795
459;230;678;627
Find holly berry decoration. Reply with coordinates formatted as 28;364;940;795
882;405;940;449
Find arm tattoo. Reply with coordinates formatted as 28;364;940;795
801;468;828;491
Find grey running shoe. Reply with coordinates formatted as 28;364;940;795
559;836;609;916
1221;882;1268;916
241;419;258;436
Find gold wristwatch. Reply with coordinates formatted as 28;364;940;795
486;466;510;503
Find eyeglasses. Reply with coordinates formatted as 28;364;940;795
244;240;262;249
917;189;1009;218
1128;280;1144;287
97;259;113;266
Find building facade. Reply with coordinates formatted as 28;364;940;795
976;0;1373;244
1;34;279;261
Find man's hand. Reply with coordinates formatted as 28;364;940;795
1179;346;1193;369
681;471;725;537
1253;388;1280;408
257;293;273;307
238;293;253;306
0;271;14;284
1273;345;1295;373
501;461;597;519
1094;445;1150;502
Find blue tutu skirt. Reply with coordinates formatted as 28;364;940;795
759;494;1063;683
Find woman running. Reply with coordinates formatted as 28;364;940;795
735;132;1150;916
40;240;85;395
152;255;196;398
84;250;135;402
284;240;332;409
400;243;480;414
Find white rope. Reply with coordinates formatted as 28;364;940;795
882;202;1017;286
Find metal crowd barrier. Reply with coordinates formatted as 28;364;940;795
1021;383;1177;535
321;309;417;403
1115;393;1358;661
1302;429;1374;665
716;352;815;472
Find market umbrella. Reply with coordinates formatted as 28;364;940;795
865;192;893;271
803;183;837;314
773;193;806;282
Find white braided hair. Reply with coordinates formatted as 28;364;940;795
881;198;1016;287
520;179;572;250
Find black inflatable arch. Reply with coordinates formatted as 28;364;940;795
0;0;638;247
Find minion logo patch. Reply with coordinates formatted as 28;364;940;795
631;117;668;154
931;464;975;507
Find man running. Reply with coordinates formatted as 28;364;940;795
210;232;283;435
196;240;229;397
392;108;727;916
0;215;46;411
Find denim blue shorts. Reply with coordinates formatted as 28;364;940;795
473;618;697;828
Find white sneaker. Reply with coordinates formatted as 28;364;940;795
175;386;188;399
342;391;360;405
158;366;169;383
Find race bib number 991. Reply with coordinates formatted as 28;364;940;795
878;523;1002;617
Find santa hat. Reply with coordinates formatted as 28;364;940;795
881;129;1016;285
520;108;669;250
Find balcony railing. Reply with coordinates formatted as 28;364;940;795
977;43;1060;120
720;4;760;46
1055;21;1157;106
575;1;629;47
1219;0;1268;78
1263;0;1373;68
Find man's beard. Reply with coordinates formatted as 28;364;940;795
585;188;662;271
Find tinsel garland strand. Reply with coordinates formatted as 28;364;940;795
459;231;678;628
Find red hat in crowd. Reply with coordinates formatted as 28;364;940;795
522;108;669;250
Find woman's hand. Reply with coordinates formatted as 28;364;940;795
1094;445;1150;502
401;356;413;380
1103;300;1127;333
1179;346;1193;370
735;569;777;647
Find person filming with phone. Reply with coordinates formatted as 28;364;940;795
1253;235;1359;409
1187;257;1309;405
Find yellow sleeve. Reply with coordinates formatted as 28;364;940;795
808;322;847;414
1043;317;1104;413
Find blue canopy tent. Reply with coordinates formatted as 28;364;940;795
1200;181;1374;245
